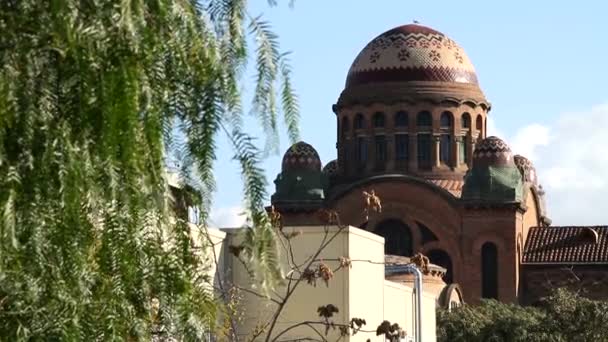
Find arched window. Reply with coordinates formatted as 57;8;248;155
374;135;387;169
459;136;467;165
481;242;498;299
417;221;438;244
395;111;408;127
341;116;349;139
440;134;452;164
395;134;408;161
462;113;471;129
440;111;453;128
355;136;367;165
374;219;413;256
373;112;385;128
417;134;432;169
440;112;453;165
417;111;432;127
355;113;365;130
427;249;453;283
476;115;483;131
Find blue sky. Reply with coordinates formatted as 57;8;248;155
209;0;608;227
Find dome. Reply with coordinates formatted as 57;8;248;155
473;136;514;166
462;136;523;203
514;155;538;185
281;142;321;172
346;24;478;88
322;159;338;176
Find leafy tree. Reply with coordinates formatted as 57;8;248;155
0;0;299;340
437;288;608;342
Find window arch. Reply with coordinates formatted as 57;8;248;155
417;134;432;168
417;111;432;127
440;135;451;164
395;134;408;161
374;219;413;257
374;135;387;169
440;112;453;165
440;111;453;128
341;116;349;138
355;137;367;164
355;113;365;130
476;115;483;131
481;242;498;299
395;111;408;127
462;113;471;129
373;112;385;128
427;249;453;283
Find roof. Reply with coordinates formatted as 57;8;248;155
384;254;446;274
523;226;608;264
428;179;463;197
346;23;478;88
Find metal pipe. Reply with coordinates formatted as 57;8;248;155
386;264;423;342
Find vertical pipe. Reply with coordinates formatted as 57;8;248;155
411;264;423;342
387;264;423;341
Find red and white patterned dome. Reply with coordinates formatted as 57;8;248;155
473;136;514;166
346;24;478;88
281;142;322;172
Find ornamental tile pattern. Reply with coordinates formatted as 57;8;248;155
281;141;321;172
473;136;513;166
523;226;608;264
514;154;538;184
346;24;478;87
428;179;464;197
322;159;338;175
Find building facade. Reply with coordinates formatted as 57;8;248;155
269;23;608;304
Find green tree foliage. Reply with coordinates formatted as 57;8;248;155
437;289;608;342
0;0;299;340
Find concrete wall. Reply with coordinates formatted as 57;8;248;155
212;225;436;342
189;223;226;293
383;280;437;341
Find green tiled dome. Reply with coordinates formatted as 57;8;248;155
462;137;523;203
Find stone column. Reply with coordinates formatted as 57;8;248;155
468;132;479;167
433;134;441;168
455;136;464;166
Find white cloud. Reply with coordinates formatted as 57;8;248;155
209;206;248;228
504;104;608;226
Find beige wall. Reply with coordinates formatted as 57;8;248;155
210;225;437;342
189;223;226;292
383;280;437;341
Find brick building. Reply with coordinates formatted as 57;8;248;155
269;23;608;304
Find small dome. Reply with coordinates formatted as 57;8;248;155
473;136;513;166
281;142;321;172
514;155;538;185
463;136;523;203
322;159;338;176
346;24;478;88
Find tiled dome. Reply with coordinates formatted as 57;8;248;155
514;155;538;185
281;142;322;172
322;159;338;176
346;24;478;88
473;136;513;166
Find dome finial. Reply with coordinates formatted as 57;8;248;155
413;19;420;24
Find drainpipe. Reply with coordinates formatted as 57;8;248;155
387;264;423;342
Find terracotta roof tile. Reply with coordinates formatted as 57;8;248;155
428;179;463;197
522;226;608;264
